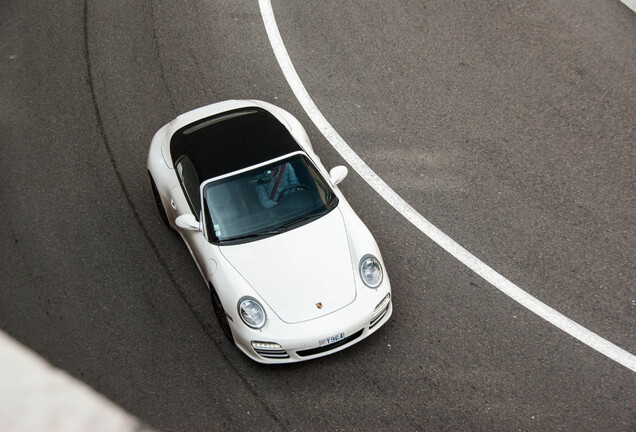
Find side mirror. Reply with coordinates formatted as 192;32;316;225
175;214;200;231
329;166;348;186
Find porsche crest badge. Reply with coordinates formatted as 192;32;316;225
316;302;323;309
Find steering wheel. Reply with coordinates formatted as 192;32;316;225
277;184;309;201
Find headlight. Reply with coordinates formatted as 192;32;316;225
359;255;383;288
237;297;266;329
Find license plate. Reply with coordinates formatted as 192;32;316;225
319;332;345;347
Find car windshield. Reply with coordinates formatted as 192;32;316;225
202;154;338;244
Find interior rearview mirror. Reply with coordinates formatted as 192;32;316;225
329;166;348;186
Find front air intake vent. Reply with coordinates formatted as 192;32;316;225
370;304;389;329
296;329;363;357
254;348;290;359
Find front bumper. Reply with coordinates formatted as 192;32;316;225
231;288;392;364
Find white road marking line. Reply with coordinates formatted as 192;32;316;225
258;0;636;373
0;330;151;431
621;0;636;13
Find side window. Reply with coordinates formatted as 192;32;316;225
175;156;201;220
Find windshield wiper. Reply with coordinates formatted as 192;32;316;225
221;212;325;243
223;229;280;242
275;211;324;231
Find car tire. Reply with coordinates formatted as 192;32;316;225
149;174;170;227
211;287;234;343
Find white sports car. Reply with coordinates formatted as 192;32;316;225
147;100;392;363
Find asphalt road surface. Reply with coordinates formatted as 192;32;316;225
1;0;634;430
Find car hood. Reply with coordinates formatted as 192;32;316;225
219;209;356;324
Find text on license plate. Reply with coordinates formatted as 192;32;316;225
319;333;345;347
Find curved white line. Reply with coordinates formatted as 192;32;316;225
621;0;636;13
258;0;636;372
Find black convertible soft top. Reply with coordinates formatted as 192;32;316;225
170;107;301;182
